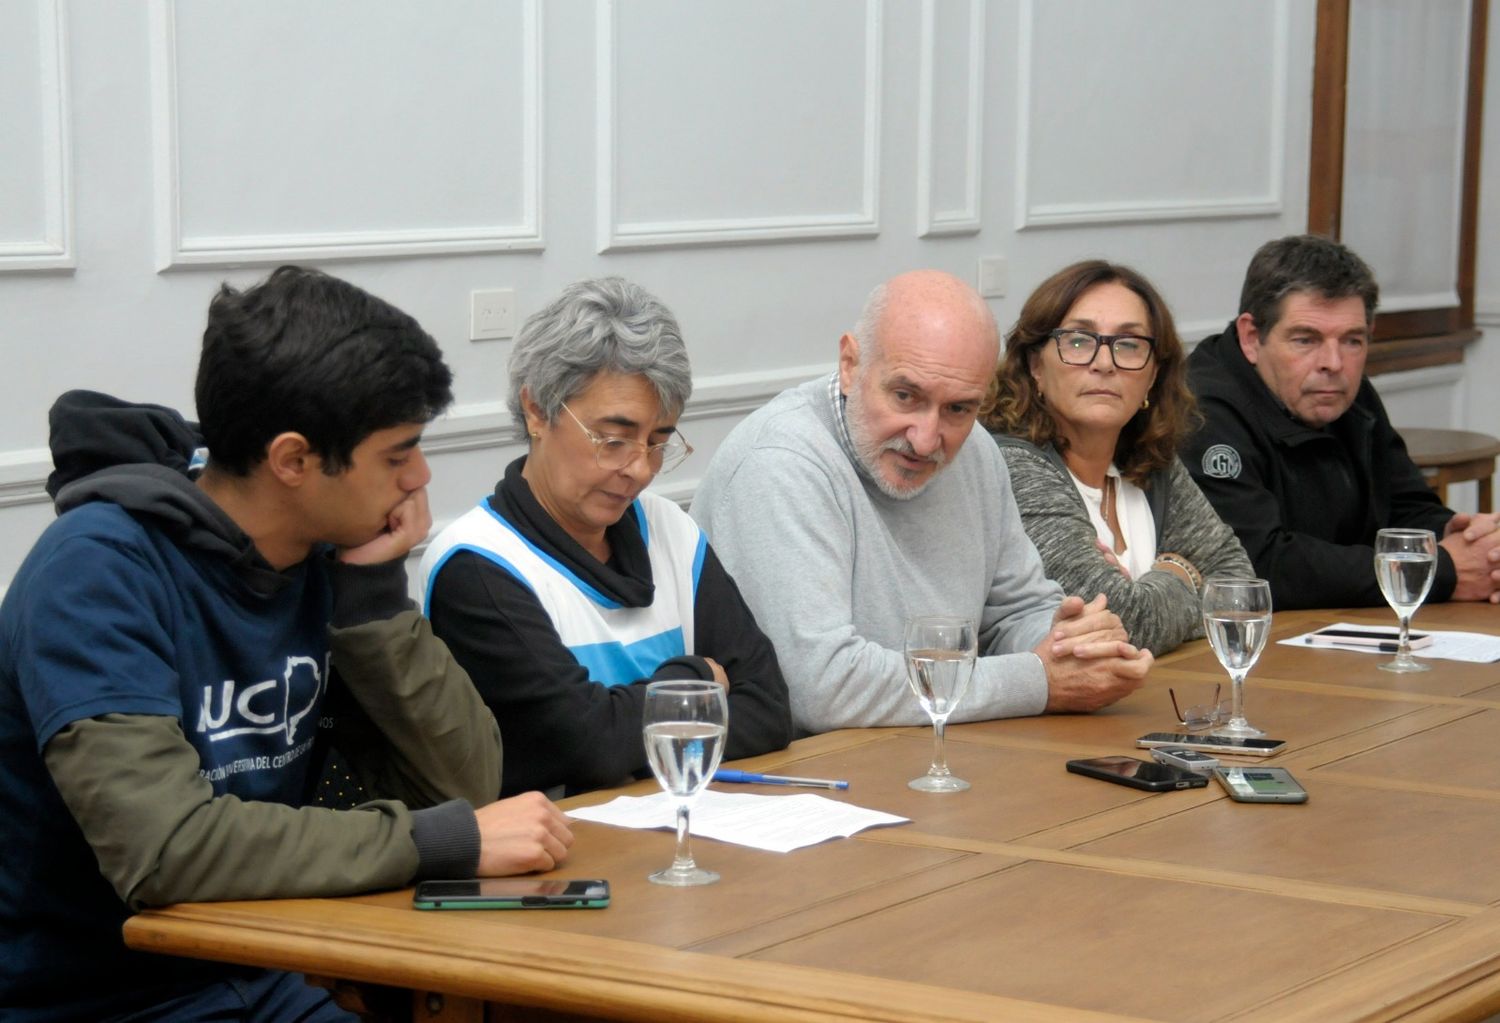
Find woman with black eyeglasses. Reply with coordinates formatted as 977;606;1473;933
420;277;790;798
984;260;1250;655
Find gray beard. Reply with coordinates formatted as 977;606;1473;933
844;387;946;501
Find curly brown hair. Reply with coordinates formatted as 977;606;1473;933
981;260;1197;487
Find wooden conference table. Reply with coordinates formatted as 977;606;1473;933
124;605;1500;1023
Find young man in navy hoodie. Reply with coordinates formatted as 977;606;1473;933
0;266;573;1022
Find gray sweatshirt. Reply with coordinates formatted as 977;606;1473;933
691;375;1062;734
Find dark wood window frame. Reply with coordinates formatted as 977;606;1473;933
1308;0;1489;375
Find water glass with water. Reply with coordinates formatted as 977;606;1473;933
904;615;977;792
1201;577;1272;738
642;680;728;886
1374;528;1437;674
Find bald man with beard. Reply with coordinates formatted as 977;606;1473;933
691;270;1152;736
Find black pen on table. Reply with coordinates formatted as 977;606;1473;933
1305;637;1398;653
713;769;849;790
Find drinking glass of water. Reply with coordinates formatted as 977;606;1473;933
1374;528;1437;674
642;680;728;886
904;615;977;792
1201;578;1272;738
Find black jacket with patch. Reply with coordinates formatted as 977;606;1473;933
1182;322;1455;609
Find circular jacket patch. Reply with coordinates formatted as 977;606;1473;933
1201;444;1242;480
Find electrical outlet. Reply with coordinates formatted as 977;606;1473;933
977;257;1007;299
470;288;516;341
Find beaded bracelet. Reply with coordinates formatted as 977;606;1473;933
1154;552;1203;591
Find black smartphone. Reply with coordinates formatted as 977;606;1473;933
413;878;610;910
1136;732;1286;757
1066;755;1209;791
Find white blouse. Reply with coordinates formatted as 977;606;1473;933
1068;465;1157;581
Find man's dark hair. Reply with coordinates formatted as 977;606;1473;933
195;265;453;476
1238;234;1380;337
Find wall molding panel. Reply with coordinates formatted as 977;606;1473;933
0;363;826;515
149;0;543;270
1373;364;1466;432
678;363;830;422
0;0;73;272
1373;363;1465;397
1378;289;1464;314
0;449;52;510
596;0;881;252
1013;0;1289;230
916;0;985;237
9;2;1490;584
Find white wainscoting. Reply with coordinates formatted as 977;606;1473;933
916;0;984;238
150;0;543;269
1014;0;1288;230
11;0;1481;594
1376;360;1489;515
1374;364;1467;430
0;0;72;272
596;0;881;252
0;447;53;512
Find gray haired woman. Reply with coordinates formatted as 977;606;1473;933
420;277;791;798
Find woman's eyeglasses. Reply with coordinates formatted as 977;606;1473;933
1046;329;1156;371
1169;685;1231;731
560;403;693;474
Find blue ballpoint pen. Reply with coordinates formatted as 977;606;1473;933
713;769;849;791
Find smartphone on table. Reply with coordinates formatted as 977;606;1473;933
413;878;611;910
1137;732;1286;757
1307;625;1432;649
1066;755;1209;791
1213;767;1308;804
1148;747;1219;774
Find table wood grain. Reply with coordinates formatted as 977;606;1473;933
124;606;1500;1023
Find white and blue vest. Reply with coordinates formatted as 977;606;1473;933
419;492;707;686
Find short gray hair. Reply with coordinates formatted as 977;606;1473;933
850;282;889;361
506;277;693;432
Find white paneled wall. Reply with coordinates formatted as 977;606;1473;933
1017;1;1289;230
600;0;880;249
0;0;70;270
154;0;543;267
0;0;1492;587
917;0;985;237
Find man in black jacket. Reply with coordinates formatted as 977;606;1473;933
1183;235;1500;609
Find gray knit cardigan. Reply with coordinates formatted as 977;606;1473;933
992;434;1253;655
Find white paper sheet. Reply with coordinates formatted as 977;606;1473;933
567;790;910;853
1279;621;1500;663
